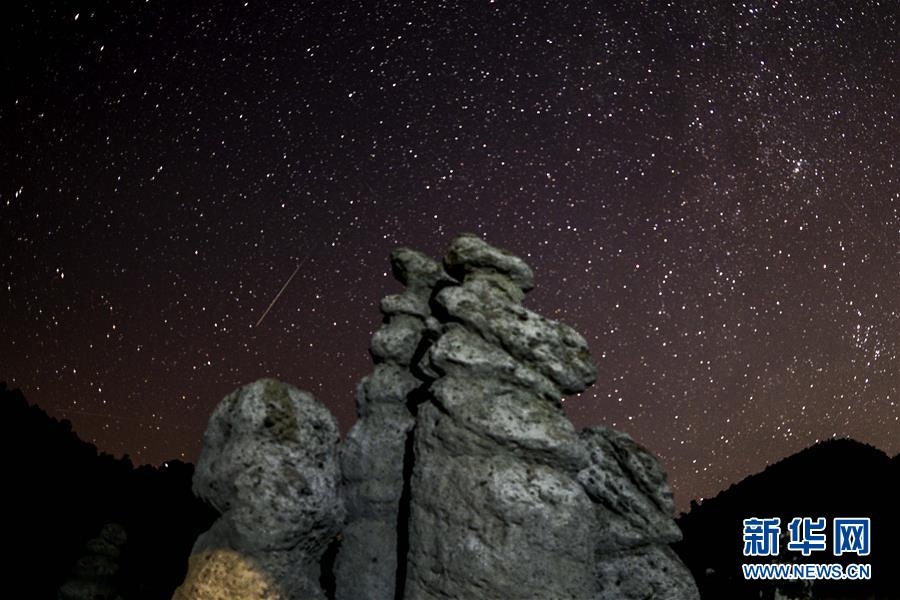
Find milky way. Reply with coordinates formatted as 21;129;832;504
2;1;897;510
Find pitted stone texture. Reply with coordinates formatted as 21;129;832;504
422;323;569;401
404;234;697;600
370;315;426;364
192;379;343;556
188;520;328;599
333;520;401;600
405;403;596;600
334;249;442;600
355;363;421;415
340;407;414;520
427;376;589;473
406;236;603;599
593;545;700;600
380;293;429;318
443;233;534;291
390;247;449;295
578;427;682;550
434;285;596;396
335;399;416;600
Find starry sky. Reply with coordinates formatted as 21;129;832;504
2;1;897;512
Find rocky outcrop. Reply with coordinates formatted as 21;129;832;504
173;379;343;600
178;234;698;599
58;523;126;600
404;235;599;599
338;233;697;599
333;248;446;600
580;427;698;598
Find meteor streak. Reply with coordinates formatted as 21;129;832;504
254;263;300;327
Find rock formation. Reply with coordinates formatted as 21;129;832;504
333;248;446;600
177;234;699;599
398;234;697;599
173;379;343;600
58;523;126;600
580;427;699;599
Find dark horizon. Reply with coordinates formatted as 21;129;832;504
3;378;897;517
2;1;897;513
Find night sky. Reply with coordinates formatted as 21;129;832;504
2;1;897;511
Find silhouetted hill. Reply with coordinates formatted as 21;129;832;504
1;382;218;600
674;438;900;599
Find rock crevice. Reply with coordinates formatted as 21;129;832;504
333;248;446;600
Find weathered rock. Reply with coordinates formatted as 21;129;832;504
579;428;698;597
391;247;450;294
425;375;590;473
405;401;598;600
421;319;586;403
334;249;444;600
435;285;597;396
370;315;424;364
593;545;700;600
443;232;535;291
177;234;700;600
404;236;604;599
401;234;698;600
178;378;343;600
578;427;682;550
340;407;414;521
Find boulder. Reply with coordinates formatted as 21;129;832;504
175;379;343;600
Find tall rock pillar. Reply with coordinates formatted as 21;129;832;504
334;249;445;600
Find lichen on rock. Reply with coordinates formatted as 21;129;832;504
172;548;284;600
